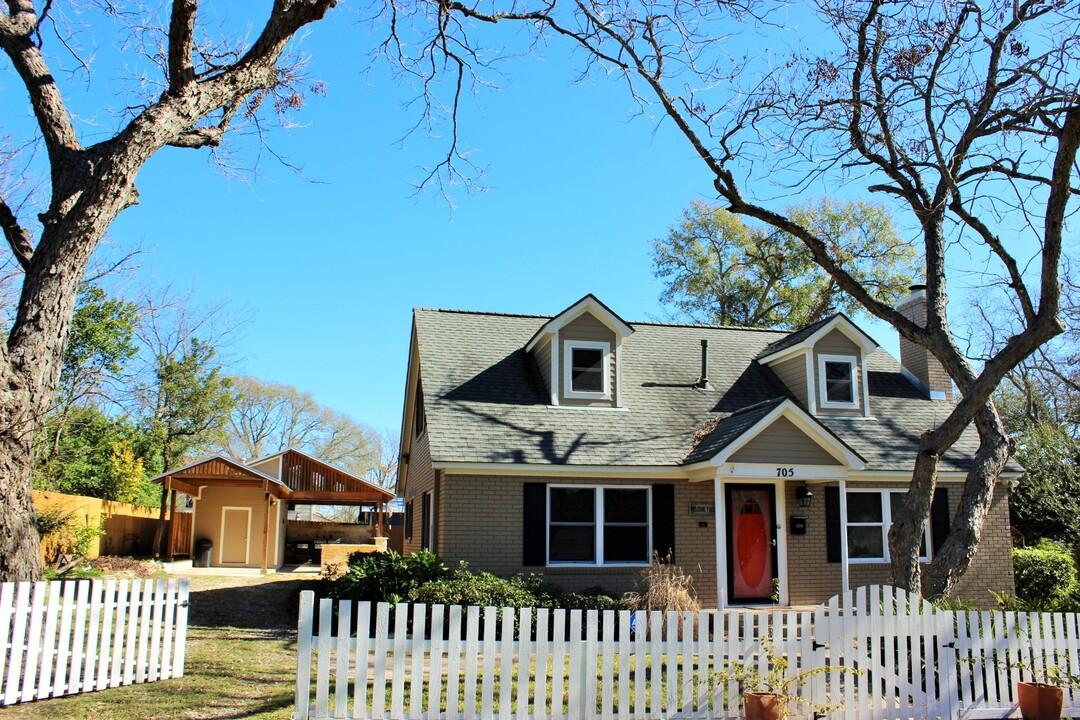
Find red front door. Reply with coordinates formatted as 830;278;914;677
726;485;778;604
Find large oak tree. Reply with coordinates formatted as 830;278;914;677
0;0;338;580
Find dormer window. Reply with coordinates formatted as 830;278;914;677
818;354;858;408
564;340;611;399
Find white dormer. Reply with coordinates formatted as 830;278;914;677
757;314;878;418
525;294;634;408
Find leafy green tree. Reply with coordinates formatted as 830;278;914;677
34;406;150;504
1008;423;1080;550
145;338;235;473
45;286;138;459
653;199;916;328
142;337;234;555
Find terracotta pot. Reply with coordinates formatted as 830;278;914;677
744;691;783;720
1017;681;1064;720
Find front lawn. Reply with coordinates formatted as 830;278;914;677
0;573;315;720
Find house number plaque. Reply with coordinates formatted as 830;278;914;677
688;501;715;516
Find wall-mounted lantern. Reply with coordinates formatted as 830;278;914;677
796;483;814;508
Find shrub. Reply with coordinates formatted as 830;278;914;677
563;587;624;612
1013;539;1076;609
326;549;449;605
35;505;105;564
414;571;538;608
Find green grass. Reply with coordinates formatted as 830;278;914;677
0;574;317;720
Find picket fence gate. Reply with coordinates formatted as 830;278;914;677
295;585;1080;720
0;578;190;706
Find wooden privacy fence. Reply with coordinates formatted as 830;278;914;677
33;490;192;559
296;585;1080;720
1;579;190;706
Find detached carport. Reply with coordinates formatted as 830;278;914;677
153;450;394;574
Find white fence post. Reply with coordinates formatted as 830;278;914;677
295;589;315;720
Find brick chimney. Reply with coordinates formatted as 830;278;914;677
895;284;953;401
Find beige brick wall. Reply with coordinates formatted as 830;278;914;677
441;474;719;607
402;428;434;555
428;472;1012;610
786;480;1014;608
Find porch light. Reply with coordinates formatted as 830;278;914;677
796;484;813;508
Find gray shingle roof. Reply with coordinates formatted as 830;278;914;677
414;308;991;473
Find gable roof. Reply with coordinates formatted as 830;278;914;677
150;454;292;498
250;451;395;500
524;294;634;352
411;307;992;474
756;313;879;364
682;398;865;468
248;448;394;500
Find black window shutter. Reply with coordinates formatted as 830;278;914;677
651;484;676;562
522;483;547;566
825;487;841;563
421;493;431;550
405;500;413;540
931;487;950;554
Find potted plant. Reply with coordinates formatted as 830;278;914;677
1016;664;1078;720
716;639;859;720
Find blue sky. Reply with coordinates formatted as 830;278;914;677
13;3;906;435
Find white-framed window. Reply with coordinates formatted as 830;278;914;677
818;354;859;409
846;490;930;563
563;340;611;399
547;485;651;566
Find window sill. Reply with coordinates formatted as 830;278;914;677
545;563;651;570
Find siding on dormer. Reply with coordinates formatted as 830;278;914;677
558;313;618;407
812;329;866;417
534;336;553;402
770;355;809;408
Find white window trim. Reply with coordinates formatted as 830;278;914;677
546;484;652;567
563;340;612;400
818;354;860;410
846;489;931;564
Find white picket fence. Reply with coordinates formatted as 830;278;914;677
295;585;1080;720
0;578;190;706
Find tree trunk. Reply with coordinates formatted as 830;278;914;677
888;397;1013;600
888;443;939;596
0;419;43;580
922;402;1012;600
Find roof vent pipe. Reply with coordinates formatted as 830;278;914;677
698;339;713;391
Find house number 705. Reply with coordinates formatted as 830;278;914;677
776;467;795;477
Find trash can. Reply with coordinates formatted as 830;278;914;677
194;538;213;568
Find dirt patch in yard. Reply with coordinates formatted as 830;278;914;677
186;573;320;632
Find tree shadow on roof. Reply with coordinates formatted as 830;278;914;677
440;349;548;406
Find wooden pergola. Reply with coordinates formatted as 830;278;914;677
152;450;395;574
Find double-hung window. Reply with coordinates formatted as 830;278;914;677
846;490;929;562
563;341;610;399
547;486;650;565
818;354;859;409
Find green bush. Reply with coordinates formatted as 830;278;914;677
414;571;539;608
326;550;449;605
563;586;624;611
1012;539;1076;609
